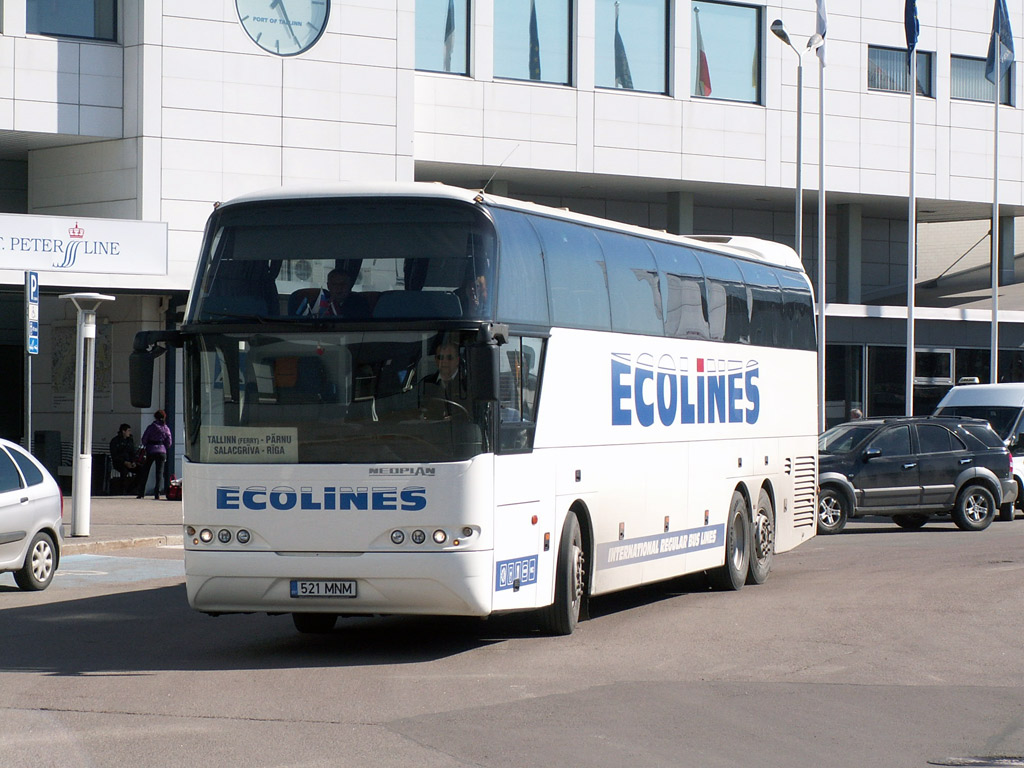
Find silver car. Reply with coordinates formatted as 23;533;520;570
0;438;62;590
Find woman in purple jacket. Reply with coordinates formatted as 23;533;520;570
136;409;172;500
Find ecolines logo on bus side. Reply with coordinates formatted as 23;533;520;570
611;353;761;426
216;485;428;512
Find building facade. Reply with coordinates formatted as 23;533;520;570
1;0;1024;470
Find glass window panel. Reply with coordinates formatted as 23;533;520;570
531;217;611;330
498;336;544;453
867;46;933;97
649;242;710;340
6;445;44;487
951;55;1012;105
691;1;761;103
595;0;668;94
27;0;116;41
494;0;571;84
869;424;912;455
416;0;470;75
695;250;748;343
917;424;955;454
737;260;782;348
597;231;664;336
776;269;816;351
0;449;22;493
493;209;551;326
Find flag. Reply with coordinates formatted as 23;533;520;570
614;2;633;89
529;0;541;81
443;0;455;72
816;0;827;65
694;7;712;96
986;0;1014;84
905;0;919;66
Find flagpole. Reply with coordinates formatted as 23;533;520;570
817;57;826;433
991;61;1000;383
906;52;917;416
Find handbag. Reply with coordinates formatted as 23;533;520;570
137;447;147;463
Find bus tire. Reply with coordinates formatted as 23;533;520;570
952;484;996;531
292;613;337;634
747;489;775;585
541;512;586;636
710;491;750;592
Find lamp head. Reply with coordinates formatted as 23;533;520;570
770;19;791;46
807;33;824;51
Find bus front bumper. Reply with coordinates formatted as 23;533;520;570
184;548;495;617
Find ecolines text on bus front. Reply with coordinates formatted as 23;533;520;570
611;353;760;427
216;485;428;512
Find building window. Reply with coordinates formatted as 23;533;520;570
691;1;761;103
867;46;933;97
595;0;668;94
494;0;571;84
951;55;1012;105
416;0;470;75
27;0;116;41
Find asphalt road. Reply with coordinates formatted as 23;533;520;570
2;517;1024;768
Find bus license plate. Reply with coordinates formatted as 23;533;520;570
290;580;357;598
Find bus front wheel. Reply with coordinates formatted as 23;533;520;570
292;613;337;634
541;512;586;636
709;491;750;592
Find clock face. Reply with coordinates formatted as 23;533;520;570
236;0;329;56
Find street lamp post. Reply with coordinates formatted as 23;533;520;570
61;292;115;537
771;20;824;260
773;19;825;431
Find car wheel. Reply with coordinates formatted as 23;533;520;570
817;486;848;535
747;489;774;585
952;484;996;531
709;491;750;591
14;531;56;591
892;513;929;530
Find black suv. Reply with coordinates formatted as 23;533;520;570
817;416;1016;534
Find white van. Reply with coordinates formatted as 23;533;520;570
934;382;1024;512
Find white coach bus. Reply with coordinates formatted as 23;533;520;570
130;183;818;635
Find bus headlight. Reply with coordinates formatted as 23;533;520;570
217;529;232;544
199;529;214;543
391;530;405;545
432;529;447;545
236;529;251;544
411;529;426;544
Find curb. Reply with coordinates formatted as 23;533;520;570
62;534;185;556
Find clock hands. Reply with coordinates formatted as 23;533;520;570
270;0;303;48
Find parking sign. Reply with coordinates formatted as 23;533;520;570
26;271;38;355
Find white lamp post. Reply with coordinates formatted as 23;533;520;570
771;20;824;260
60;292;115;537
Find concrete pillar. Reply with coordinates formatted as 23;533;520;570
836;203;863;304
666;191;694;236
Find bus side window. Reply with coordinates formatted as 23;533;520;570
530;216;611;331
492;208;550;326
597;230;664;336
498;336;544;453
649;242;709;340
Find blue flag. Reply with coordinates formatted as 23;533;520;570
904;0;919;55
443;0;455;72
529;0;541;81
986;0;1014;84
614;2;633;89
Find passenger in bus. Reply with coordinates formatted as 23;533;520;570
419;341;470;419
297;269;371;318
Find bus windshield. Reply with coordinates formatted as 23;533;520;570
184;329;491;463
189;197;496;323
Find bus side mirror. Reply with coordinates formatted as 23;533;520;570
468;343;500;402
129;330;181;408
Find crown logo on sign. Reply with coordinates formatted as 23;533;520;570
68;222;84;239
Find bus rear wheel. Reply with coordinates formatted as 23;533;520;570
541;512;586;636
292;613;337;634
710;491;750;591
747;489;774;585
